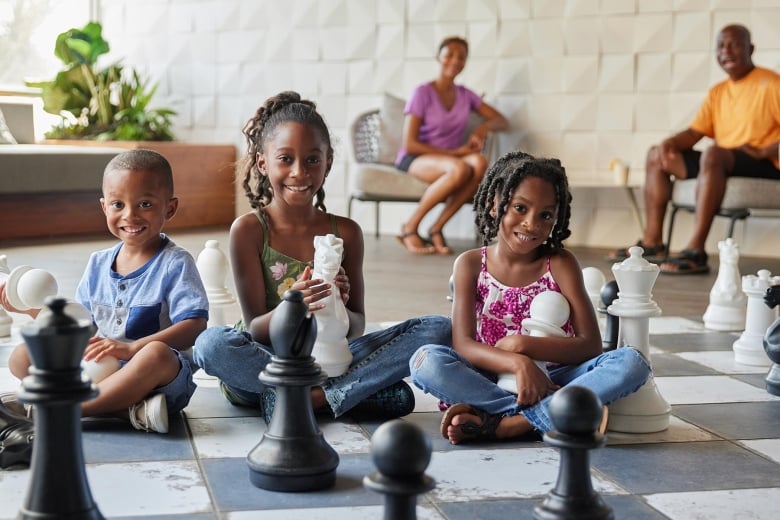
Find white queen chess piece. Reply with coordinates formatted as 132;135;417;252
497;291;569;394
311;234;352;377
606;246;671;433
196;240;237;326
703;238;746;331
733;269;780;367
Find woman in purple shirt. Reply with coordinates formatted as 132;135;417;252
396;36;509;255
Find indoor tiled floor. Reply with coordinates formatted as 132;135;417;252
1;230;780;519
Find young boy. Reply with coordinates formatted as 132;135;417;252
0;149;208;463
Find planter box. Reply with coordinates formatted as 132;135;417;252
0;140;236;242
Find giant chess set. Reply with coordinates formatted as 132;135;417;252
1;238;779;519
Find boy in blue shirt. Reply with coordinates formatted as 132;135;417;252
1;150;208;468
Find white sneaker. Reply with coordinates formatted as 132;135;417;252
128;394;168;433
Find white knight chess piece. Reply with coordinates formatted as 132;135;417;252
311;234;352;377
703;238;746;331
497;291;569;394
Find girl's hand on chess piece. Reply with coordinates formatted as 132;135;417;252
0;282;39;318
333;267;350;305
292;265;330;312
84;336;136;362
494;334;524;353
512;355;559;406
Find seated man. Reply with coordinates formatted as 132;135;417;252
610;24;780;274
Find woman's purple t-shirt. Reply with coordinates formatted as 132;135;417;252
395;82;483;166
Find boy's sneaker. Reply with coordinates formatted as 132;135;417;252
129;394;169;434
219;381;258;408
351;380;416;419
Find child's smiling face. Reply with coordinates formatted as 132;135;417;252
256;121;332;207
496;176;558;253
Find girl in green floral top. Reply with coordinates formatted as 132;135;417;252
193;91;452;422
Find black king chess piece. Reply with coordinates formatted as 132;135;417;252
762;285;780;396
599;280;620;352
533;385;613;520
247;289;339;491
363;419;435;520
17;297;104;519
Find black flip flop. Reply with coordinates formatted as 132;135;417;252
660;248;710;275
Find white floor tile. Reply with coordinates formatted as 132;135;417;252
606;416;719;444
740;439;780;464
649;316;706;334
676;351;768;374
655;375;780;405
426;448;625;502
644;488;780;520
189;416;266;458
227;504;446;519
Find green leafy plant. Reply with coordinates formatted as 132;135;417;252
25;21;175;141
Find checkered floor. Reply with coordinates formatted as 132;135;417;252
2;313;779;519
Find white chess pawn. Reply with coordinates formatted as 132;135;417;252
703;238;746;331
82;356;121;384
497;291;569;394
606;246;671;433
733;269;780;366
196;240;236;326
582;267;606;312
0;261;58;312
311;234;352;377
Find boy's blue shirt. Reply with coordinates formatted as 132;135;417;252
75;234;209;342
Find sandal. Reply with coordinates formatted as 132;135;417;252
660;248;710;275
440;403;502;443
606;240;667;263
427;229;454;255
396;230;435;255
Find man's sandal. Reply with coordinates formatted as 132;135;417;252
660;248;710;275
606;240;667;263
396;230;435;255
440;403;503;442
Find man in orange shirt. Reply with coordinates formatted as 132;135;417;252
610;24;780;274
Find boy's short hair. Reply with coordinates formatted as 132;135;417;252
104;149;174;196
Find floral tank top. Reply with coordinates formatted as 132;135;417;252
256;210;339;311
475;246;574;347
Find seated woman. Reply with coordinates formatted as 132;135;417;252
395;36;509;255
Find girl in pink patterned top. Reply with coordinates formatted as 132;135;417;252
410;151;651;444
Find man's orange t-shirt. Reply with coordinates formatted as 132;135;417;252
690;66;780;169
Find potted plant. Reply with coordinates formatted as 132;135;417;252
25;21;175;141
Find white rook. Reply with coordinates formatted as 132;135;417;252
733;269;780;367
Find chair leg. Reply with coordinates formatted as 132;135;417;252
664;205;681;260
726;216;737;239
374;202;380;238
347;196;354;219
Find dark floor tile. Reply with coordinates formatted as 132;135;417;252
651;353;720;376
82;414;194;463
651;332;739;353
592;441;780;494
673;402;780;440
115;515;215;520
201;454;381;512
731;372;772;391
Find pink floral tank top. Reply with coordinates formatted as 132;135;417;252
475;246;574;346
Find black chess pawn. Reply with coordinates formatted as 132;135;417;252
363;419;435;520
17;297;104;519
247;290;339;491
599;280;620;352
533;385;613;520
763;289;780;396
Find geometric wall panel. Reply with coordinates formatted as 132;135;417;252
377;0;405;23
497;0;532;19
636;54;672;92
563;56;599;93
376;25;406;60
345;0;376;25
638;0;673;13
495;58;530;94
601;0;635;14
599;55;635;93
673;11;710;51
671;52;711;92
530;55;564;93
496;21;532;57
467;0;499;21
532;0;566;18
600;16;636;54
434;0;468;22
561;94;598;131
469;22;498;57
563;19;600;55
561;132;598;173
530;19;565;55
635;93;670;131
633;13;674;53
563;0;600;17
597;95;634;131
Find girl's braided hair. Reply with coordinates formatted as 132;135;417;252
238;91;333;210
473;150;572;254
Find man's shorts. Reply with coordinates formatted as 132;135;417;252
682;149;780;180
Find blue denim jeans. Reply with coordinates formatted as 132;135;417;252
193;315;452;417
410;344;651;433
